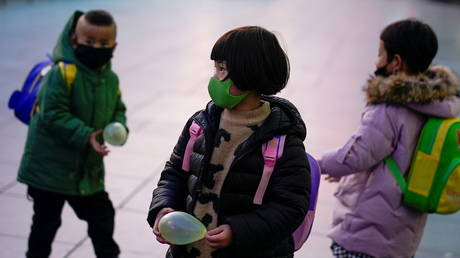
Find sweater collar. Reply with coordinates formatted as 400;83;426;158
221;101;270;127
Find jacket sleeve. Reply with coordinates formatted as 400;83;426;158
319;105;396;178
38;66;93;151
146;114;197;227
225;135;310;251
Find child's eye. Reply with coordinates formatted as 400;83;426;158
218;64;227;72
214;66;223;72
214;61;228;75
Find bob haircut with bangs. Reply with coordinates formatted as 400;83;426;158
210;26;290;95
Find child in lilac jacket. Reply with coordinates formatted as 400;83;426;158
319;19;460;258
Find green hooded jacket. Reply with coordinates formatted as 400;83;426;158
17;11;128;195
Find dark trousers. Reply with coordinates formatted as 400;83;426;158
26;187;120;258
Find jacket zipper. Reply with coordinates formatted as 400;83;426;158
69;75;81;192
80;77;98;195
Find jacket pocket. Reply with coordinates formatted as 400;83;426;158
336;135;361;164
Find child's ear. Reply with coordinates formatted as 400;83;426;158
387;54;403;74
392;54;403;72
71;33;77;48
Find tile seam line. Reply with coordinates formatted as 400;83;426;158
62;163;163;257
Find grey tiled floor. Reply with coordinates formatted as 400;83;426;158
1;0;459;257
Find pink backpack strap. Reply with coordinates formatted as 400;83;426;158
182;121;203;172
253;135;286;205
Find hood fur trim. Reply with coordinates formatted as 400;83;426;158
364;65;459;105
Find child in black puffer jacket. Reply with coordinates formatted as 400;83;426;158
147;26;311;258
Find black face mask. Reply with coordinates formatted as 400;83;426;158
74;44;114;70
374;64;391;77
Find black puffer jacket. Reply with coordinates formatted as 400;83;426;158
147;96;311;258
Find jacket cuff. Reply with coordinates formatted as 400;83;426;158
147;207;161;228
320;148;352;178
224;216;249;250
77;127;94;151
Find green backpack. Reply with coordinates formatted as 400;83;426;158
385;117;460;214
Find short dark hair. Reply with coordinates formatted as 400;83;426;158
84;10;115;27
210;26;290;95
380;18;438;74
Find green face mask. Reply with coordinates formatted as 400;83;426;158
208;77;249;109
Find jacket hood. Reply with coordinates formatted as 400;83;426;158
364;65;459;105
261;95;307;140
52;11;83;64
364;65;460;117
52;10;112;72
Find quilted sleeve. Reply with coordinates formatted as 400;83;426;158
146;113;199;227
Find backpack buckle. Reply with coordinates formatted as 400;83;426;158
263;149;277;167
189;122;202;137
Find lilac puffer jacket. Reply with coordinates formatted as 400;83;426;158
319;66;460;258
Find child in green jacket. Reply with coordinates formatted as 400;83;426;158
17;10;128;258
